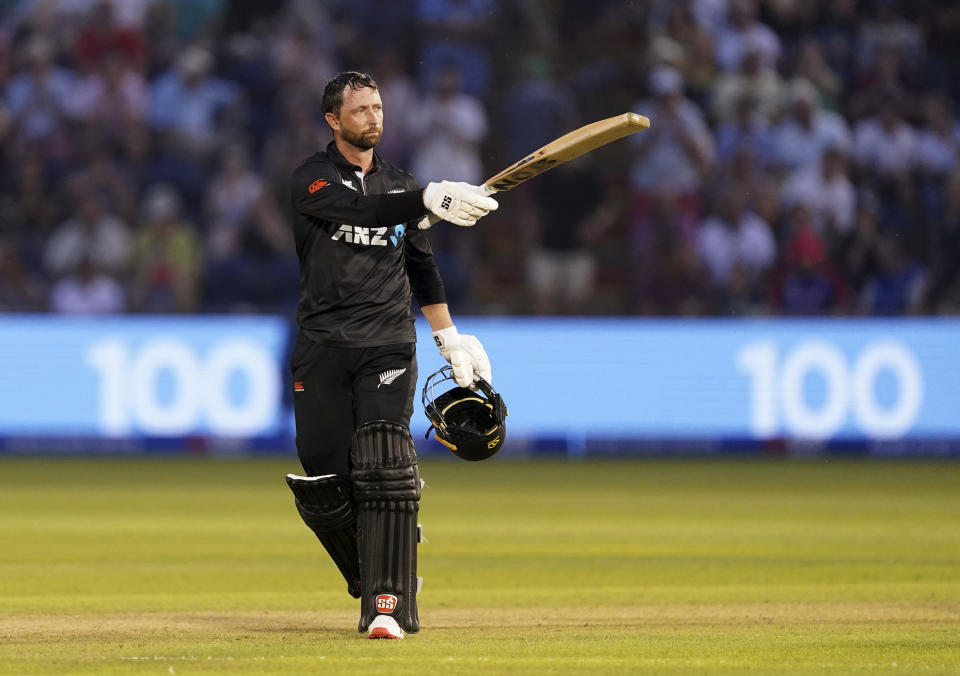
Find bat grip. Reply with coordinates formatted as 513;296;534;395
482;184;497;195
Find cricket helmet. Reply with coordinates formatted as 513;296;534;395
422;366;507;461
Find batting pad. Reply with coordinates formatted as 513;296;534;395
285;473;361;598
350;421;421;634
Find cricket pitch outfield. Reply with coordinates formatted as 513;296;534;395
1;457;958;674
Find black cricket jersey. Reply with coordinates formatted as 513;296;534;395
290;141;446;347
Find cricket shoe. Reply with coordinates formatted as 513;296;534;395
368;615;404;639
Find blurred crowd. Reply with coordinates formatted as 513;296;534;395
1;0;959;317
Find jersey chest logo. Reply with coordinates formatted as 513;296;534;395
332;224;405;247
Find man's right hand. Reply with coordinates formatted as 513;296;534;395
422;181;498;227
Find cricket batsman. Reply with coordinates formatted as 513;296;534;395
283;71;497;639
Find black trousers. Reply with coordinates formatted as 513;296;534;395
290;332;418;476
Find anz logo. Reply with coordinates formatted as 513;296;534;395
332;223;406;247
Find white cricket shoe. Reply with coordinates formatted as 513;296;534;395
368;615;404;640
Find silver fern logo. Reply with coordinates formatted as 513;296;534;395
378;368;407;388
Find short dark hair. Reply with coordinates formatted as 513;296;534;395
322;71;379;116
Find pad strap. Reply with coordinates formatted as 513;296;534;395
286;474;361;599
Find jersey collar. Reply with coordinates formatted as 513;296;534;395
325;140;382;175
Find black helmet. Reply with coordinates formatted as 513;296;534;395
422;366;507;461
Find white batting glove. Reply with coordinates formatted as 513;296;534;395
422;181;498;227
415;213;443;230
433;326;492;387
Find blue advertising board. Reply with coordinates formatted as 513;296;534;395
1;316;959;454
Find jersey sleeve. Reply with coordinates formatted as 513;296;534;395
291;162;428;227
401;173;446;307
404;228;446;308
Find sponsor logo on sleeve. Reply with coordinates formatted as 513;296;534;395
308;179;328;194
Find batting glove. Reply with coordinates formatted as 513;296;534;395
415;213;443;230
422;181;498;227
433;326;492;387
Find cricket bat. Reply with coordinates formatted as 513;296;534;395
483;112;650;193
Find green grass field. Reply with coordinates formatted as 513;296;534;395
0;457;958;674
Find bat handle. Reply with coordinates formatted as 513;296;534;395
482;183;497;195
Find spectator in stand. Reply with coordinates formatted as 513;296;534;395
629;65;714;212
129;184;202;313
687;0;728;36
74;0;146;73
927;170;960;312
49;255;126;315
367;48;420;169
770;78;851;174
634;192;711;316
68;49;149;129
769;215;849;316
853;97;917;227
0;237;46;311
527;159;613;315
915;93;959;230
0;149;59;268
854;98;917;179
714;93;774;167
64;138;139;226
101;0;154;31
502;54;577;168
714;0;780;73
780;145;856;247
712;34;785;124
916;93;960;183
792;38;843;111
921;0;960;102
0;30;10;108
697;187;776;293
719;263;768;316
43;193;130;280
726;145;778;226
659;2;716;108
205;141;263;261
415;0;496;98
150;45;239;157
4;35;74;144
409;63;487;185
847;49;920;122
162;0;228;44
858;232;927;316
563;5;640;124
261;91;324;196
815;0;859;86
116;119;159;194
202;185;296;312
269;10;339;94
202;140;295;311
855;0;925;78
838;190;883;293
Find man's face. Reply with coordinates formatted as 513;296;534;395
330;85;383;150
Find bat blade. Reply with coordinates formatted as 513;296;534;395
484;112;650;193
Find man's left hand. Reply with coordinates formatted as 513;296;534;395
432;326;492;387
